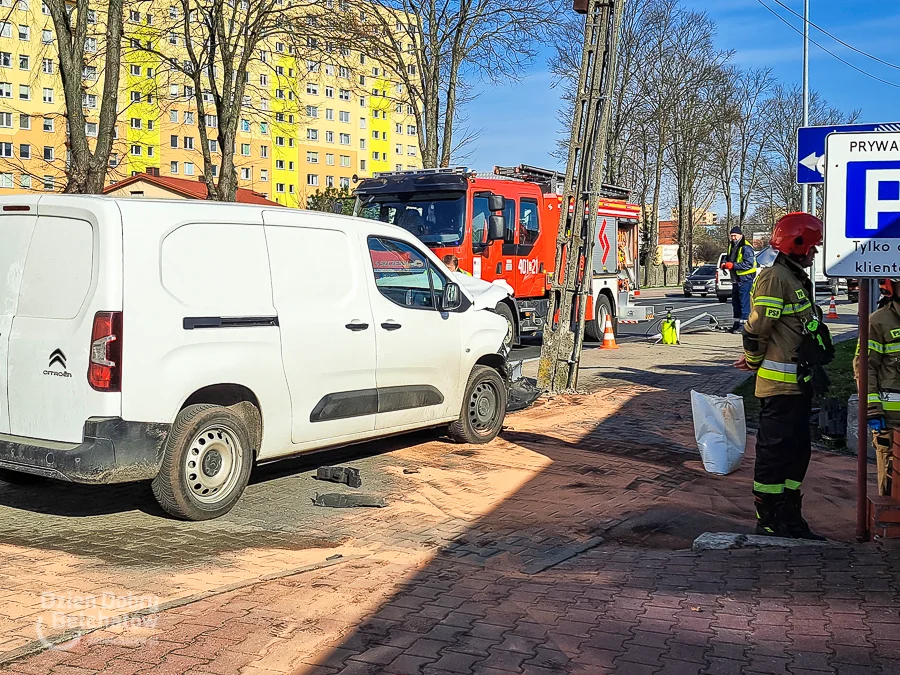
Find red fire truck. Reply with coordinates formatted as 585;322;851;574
353;164;653;347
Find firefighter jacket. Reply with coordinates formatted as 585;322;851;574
854;298;900;426
743;253;819;398
726;238;758;283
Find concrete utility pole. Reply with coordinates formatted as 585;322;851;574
537;0;626;393
801;0;810;213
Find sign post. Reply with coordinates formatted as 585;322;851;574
824;130;900;541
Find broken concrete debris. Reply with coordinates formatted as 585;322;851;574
315;466;362;488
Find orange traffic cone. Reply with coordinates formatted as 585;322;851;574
826;295;839;320
600;314;619;350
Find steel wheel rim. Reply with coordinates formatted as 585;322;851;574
468;380;500;433
184;425;243;504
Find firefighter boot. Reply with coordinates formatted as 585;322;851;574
754;492;788;537
782;490;826;541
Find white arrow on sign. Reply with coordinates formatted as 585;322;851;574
799;151;826;176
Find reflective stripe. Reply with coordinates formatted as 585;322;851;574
754;481;784;494
886;342;900;354
869;393;883;403
746;353;764;365
761;360;797;373
758;359;798;384
883;393;900;411
885;402;900;411
782;301;813;315
737;266;757;276
785;479;802;490
754;297;784;309
868;340;885;354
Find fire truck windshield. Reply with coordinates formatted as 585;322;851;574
358;193;466;247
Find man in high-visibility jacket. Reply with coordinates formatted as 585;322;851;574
722;226;758;333
735;212;826;540
854;278;900;495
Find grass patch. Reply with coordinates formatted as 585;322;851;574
733;338;858;428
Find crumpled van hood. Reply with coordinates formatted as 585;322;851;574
452;273;513;311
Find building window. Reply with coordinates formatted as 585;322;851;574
306;129;318;141
260;145;268;158
184;111;194;124
340;177;350;189
339;111;350;123
0;82;9;98
85;38;97;52
407;125;417;135
18;113;29;129
288;161;295;171
395;123;403;134
276;160;285;170
146;146;154;157
240;167;251;180
129;145;141;156
130;118;141;129
276;183;285;193
0;112;11;128
170;136;178;148
395;144;402;155
339;89;350;101
360;139;366;150
260;169;268;182
82;93;97;108
43;176;54;191
240;118;250;132
41;29;52;44
340;155;350;167
325;131;334;143
170;161;178;174
307;174;318;186
360;159;367;171
18;143;29;158
306;83;319;96
130;91;140;103
42;117;53;132
0;143;11;157
307;106;318;118
208;139;218;152
85;122;98;137
325;153;335;166
0;52;9;68
307;152;318;163
169;110;178;123
339;133;350;145
326;175;334;188
184;137;194;150
184;162;194;176
407;145;417;156
42;58;53;74
130;64;141;76
276;136;285;147
20;174;31;189
0;173;12;189
241;144;250;156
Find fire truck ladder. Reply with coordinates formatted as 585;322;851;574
537;0;626;393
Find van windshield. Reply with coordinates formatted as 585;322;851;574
357;193;466;247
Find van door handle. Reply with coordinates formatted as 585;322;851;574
345;322;369;331
381;322;402;331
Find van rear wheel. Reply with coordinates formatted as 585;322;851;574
448;366;507;444
152;404;253;521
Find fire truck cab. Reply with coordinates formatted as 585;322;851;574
353;166;652;347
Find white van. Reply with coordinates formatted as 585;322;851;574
0;196;509;520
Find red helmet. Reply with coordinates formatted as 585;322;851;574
769;212;823;257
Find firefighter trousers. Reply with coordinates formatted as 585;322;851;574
872;430;894;496
754;393;813;495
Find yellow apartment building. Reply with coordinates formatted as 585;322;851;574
0;0;423;207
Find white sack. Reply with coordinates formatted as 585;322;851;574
690;390;746;475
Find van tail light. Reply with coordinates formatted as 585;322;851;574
88;312;123;392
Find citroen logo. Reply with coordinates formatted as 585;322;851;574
48;349;66;369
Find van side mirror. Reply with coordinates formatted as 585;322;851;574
488;194;506;212
442;282;462;311
488;214;505;241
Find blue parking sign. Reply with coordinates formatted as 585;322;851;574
846;161;900;239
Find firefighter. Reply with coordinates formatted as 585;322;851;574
722;226;758;333
854;278;900;496
735;212;832;540
442;254;471;276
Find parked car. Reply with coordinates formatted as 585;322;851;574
715;253;733;303
0;196;510;520
848;278;859;303
683;265;717;297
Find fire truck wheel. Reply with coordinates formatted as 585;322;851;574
492;302;516;350
448;366;507;444
586;295;616;341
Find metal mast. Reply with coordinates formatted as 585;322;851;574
537;0;626;393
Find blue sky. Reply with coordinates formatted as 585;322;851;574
466;0;900;174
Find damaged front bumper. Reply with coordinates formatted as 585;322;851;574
0;418;170;484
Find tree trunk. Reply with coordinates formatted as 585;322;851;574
644;133;664;287
439;63;459;168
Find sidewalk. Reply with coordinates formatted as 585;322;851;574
0;319;888;675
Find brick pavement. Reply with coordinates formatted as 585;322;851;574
0;315;887;675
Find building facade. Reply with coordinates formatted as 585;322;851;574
0;0;423;207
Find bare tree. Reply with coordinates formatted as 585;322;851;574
356;0;562;168
45;0;124;193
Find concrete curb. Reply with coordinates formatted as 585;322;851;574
692;531;836;551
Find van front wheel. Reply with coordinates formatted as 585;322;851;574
448;366;507;444
152;404;253;521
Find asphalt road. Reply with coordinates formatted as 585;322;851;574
510;288;848;362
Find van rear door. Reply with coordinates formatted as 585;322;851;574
6;213;102;442
0;212;38;434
